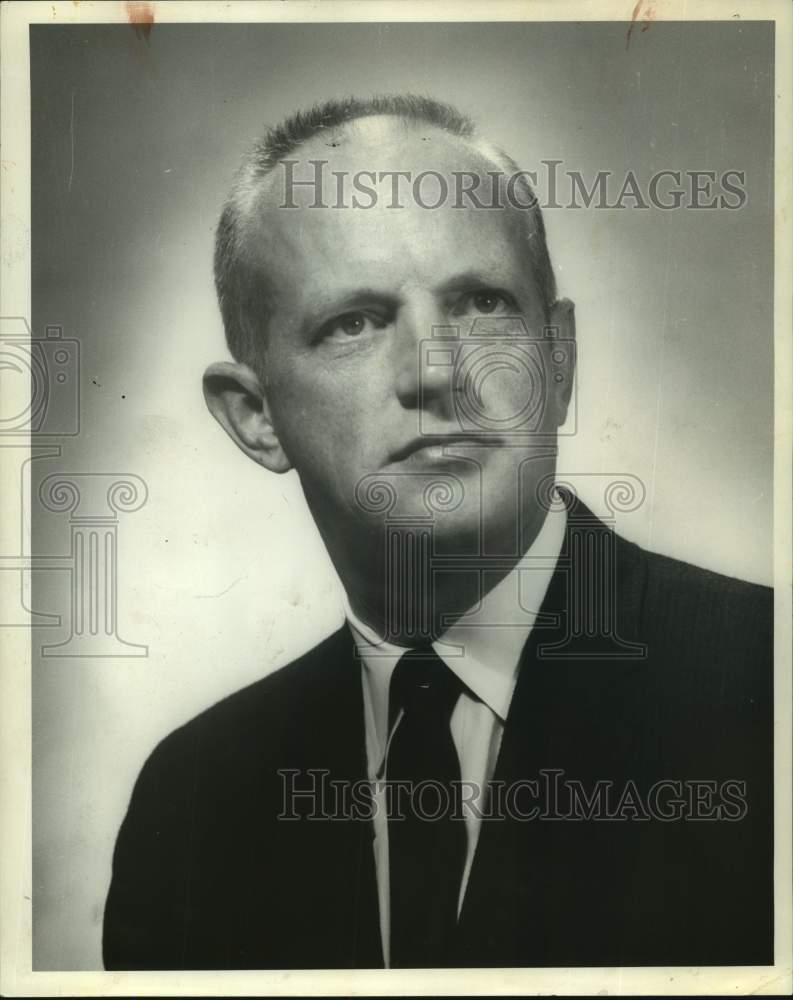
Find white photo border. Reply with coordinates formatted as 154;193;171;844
1;1;790;995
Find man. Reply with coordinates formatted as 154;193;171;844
103;95;773;970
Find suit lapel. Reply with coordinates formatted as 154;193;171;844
276;626;383;967
456;501;648;965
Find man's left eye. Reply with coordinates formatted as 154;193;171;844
452;291;512;317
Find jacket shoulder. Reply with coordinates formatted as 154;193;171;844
619;540;773;720
637;543;772;629
140;624;353;780
103;625;357;969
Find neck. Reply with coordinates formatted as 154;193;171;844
339;505;550;646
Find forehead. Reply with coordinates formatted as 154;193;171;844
239;117;533;312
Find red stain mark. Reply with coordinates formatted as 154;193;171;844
126;1;155;41
626;0;655;50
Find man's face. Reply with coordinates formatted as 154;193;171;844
234;118;573;562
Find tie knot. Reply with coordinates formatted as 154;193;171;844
389;645;463;728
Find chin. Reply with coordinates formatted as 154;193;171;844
415;508;485;558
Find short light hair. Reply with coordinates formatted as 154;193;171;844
214;94;557;368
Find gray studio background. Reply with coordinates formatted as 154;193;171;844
30;21;773;969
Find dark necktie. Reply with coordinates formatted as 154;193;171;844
386;645;467;968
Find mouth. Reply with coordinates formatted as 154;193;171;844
389;433;503;464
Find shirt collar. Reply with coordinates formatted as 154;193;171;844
345;505;567;769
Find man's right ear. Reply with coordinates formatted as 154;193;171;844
202;361;292;473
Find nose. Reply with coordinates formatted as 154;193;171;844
392;299;457;417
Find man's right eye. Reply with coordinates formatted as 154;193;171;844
323;312;384;342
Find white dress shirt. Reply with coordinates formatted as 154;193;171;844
344;505;567;967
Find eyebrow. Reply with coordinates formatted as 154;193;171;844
433;270;515;296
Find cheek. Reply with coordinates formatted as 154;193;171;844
268;363;379;466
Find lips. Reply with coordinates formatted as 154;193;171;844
389;433;499;463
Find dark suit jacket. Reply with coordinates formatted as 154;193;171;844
103;503;773;969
